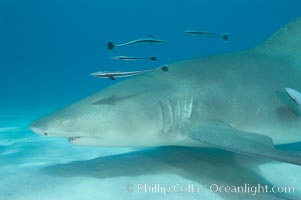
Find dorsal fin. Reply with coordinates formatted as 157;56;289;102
256;17;301;58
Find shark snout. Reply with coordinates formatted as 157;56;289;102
30;120;49;136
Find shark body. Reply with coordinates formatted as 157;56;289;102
31;17;301;166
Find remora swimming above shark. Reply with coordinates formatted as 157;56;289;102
31;17;301;166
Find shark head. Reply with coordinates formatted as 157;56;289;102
30;76;176;147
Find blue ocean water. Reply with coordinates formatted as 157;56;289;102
1;0;301;200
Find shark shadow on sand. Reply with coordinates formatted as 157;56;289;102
41;147;299;200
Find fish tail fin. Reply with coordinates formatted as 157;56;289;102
160;65;169;72
150;56;156;61
222;33;229;41
107;41;115;50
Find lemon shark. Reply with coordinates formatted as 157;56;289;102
31;17;301;166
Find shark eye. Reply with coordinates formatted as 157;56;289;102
44;132;48;136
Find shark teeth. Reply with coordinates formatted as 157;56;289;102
68;137;81;142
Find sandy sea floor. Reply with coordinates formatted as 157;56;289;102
0;111;301;200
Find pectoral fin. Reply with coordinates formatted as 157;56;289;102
187;121;301;166
286;87;301;109
108;75;116;80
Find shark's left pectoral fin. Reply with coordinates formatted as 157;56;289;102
187;121;301;166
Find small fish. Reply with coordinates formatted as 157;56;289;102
185;30;229;41
110;56;156;62
107;37;168;50
90;65;168;80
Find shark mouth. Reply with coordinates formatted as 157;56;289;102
68;137;81;142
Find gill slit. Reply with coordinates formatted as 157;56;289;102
159;96;194;138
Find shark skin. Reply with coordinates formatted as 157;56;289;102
31;17;301;165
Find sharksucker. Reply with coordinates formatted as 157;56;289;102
185;30;229;41
107;37;168;50
90;65;168;80
110;56;157;62
31;17;301;166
